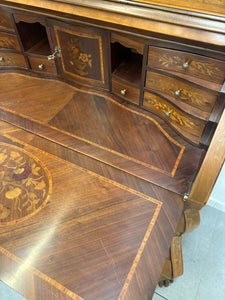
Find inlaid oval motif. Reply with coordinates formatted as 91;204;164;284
0;143;51;225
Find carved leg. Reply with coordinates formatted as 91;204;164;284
158;209;200;287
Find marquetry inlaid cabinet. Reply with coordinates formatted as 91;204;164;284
0;1;224;299
1;5;224;146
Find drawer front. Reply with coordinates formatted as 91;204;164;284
0;32;21;51
0;52;27;68
112;78;140;104
148;46;225;84
28;56;57;74
143;91;206;139
145;71;217;113
0;9;14;31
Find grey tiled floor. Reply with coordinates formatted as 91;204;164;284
0;205;224;299
153;205;225;300
0;281;25;300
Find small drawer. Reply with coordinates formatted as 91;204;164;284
112;78;140;104
145;71;217;113
148;46;225;85
28;56;57;74
143;91;206;140
0;9;14;31
0;52;27;68
0;32;21;51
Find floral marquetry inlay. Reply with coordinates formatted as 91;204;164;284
55;25;104;83
0;143;51;224
158;54;220;78
0;37;16;49
145;97;195;129
68;37;92;76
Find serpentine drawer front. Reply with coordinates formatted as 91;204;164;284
148;46;225;86
145;70;218;117
143;91;207;143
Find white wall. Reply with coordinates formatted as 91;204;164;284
207;161;225;212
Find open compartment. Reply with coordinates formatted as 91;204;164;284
111;41;143;86
16;21;51;56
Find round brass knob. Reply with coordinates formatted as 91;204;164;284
120;89;127;96
174;89;181;97
0;57;4;62
182;61;189;70
165;110;172;117
38;64;44;70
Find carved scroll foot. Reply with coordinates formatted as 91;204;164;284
158;209;200;287
158;236;183;287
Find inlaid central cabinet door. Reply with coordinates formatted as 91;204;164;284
50;20;110;89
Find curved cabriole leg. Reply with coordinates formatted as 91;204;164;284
158;209;200;287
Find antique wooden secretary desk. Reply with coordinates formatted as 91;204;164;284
0;0;224;299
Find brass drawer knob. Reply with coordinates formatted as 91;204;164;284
165;110;172;117
38;64;44;70
174;89;181;97
182;61;189;70
120;89;127;96
0;57;4;62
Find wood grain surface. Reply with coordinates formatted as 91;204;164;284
0;120;184;299
132;0;225;16
0;72;205;194
1;0;224;46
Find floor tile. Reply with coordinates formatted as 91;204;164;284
155;205;225;300
0;281;26;300
152;292;168;300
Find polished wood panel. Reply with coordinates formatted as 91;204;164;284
0;121;184;300
0;8;14;31
51;20;110;89
1;0;224;46
0;72;75;122
0;52;27;67
134;0;225;16
111;32;144;55
112;78;140;104
188;107;225;208
0;32;21;51
28;56;57;74
0;73;205;195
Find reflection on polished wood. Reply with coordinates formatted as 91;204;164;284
0;121;183;300
0;72;193;299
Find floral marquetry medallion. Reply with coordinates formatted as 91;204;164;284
0;143;51;225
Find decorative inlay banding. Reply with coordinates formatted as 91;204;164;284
0;143;51;225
